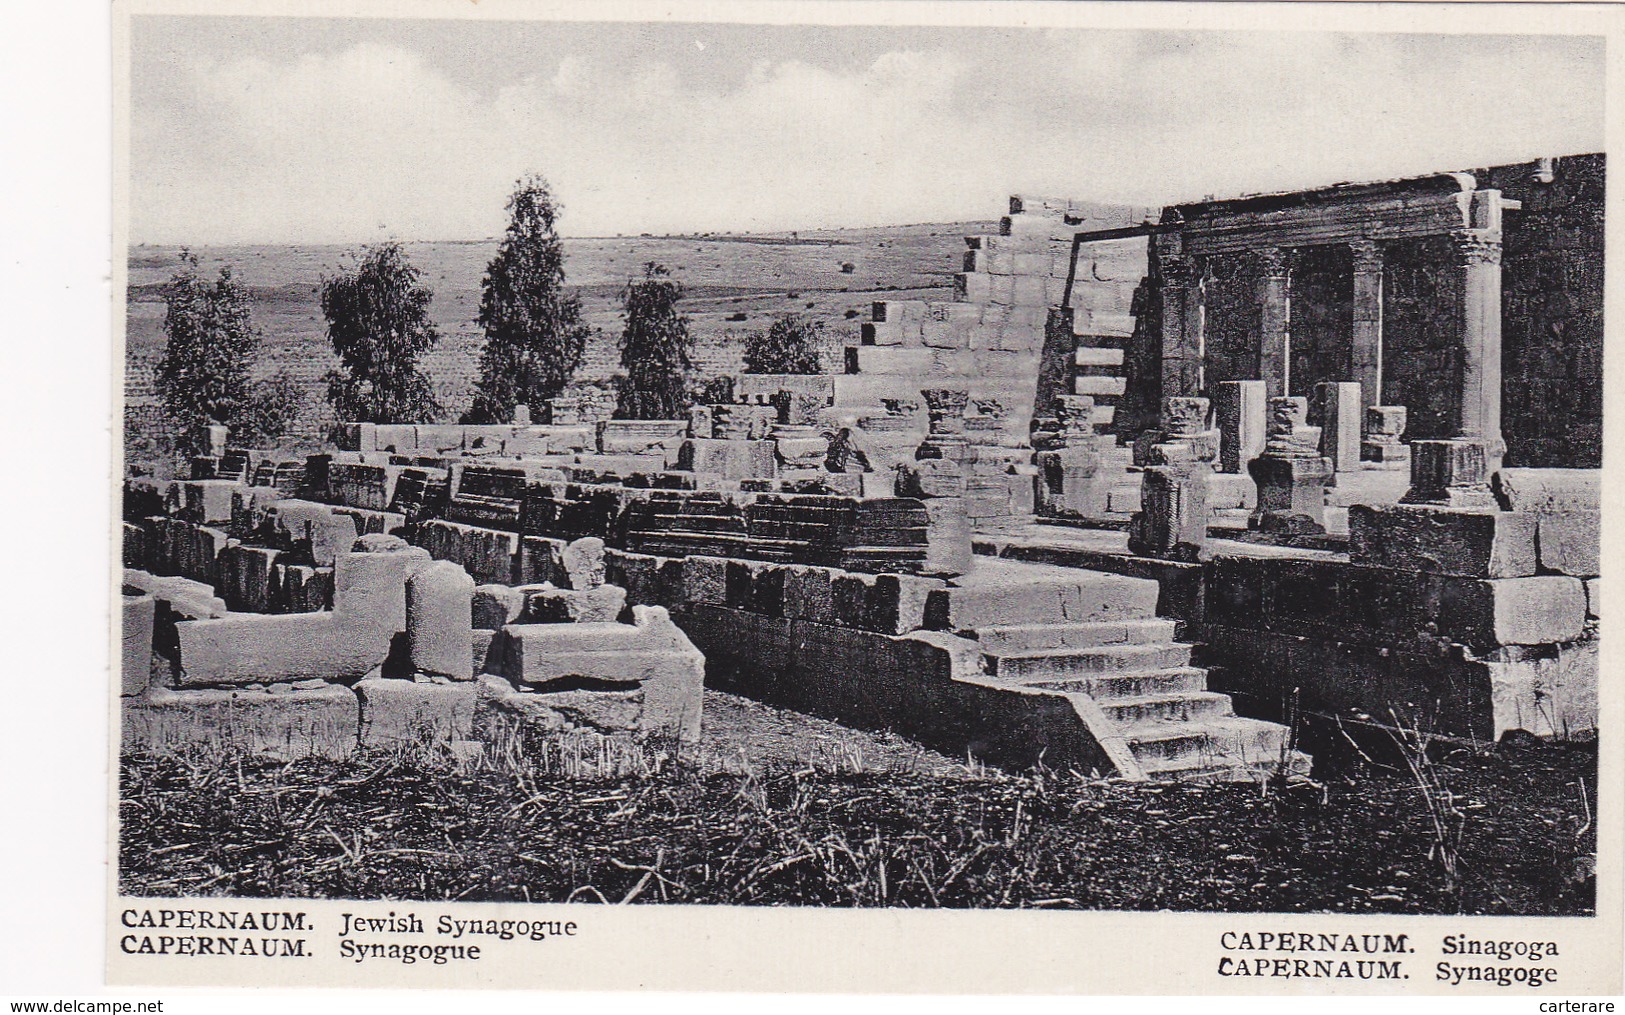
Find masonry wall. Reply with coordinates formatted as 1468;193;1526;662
1482;154;1606;468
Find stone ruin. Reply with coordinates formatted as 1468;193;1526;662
120;159;1604;777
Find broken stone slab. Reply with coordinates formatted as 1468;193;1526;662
172;612;394;686
1536;512;1600;577
122;569;228;619
1492;468;1602;514
522;584;628;624
355;675;477;747
333;543;434;634
472;583;525;630
122;591;155;696
171;479;248;526
262;500;359;567
272;563;333;614
497;605;703;742
1439;575;1589;650
1587;578;1601;619
123;682;358;759
408;560;475;680
216;545;282;614
1348;504;1537;578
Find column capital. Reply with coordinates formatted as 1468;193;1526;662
1347;238;1385;272
1450;229;1503;267
1249;246;1291;278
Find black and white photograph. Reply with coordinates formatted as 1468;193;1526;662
61;0;1625;996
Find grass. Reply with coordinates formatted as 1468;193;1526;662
119;727;1596;913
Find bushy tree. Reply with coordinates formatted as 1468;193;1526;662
234;371;306;446
465;174;591;423
616;263;692;420
154;251;259;454
320;242;443;423
744;312;825;374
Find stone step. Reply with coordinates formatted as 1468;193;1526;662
1075;375;1127;398
984;642;1195;681
974;617;1179;652
1074;347;1126;368
1098;690;1233;725
927;572;1160;629
1125;716;1296;775
1017;666;1209;698
1091;404;1117;428
1152;752;1314;784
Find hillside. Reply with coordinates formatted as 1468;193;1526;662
124;221;1001;428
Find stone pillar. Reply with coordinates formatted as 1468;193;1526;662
1315;381;1363;475
1253;247;1292;398
899;387;974;576
407;561;475;680
1158;253;1204;402
206;424;229;458
1361;406;1410;468
1348;239;1385;418
1451;226;1506;472
1128;444;1208;562
1247;397;1332;534
1034;395;1102;519
1215;380;1267;474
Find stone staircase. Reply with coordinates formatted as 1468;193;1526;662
936;566;1310;781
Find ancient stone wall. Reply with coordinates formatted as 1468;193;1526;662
1480;154;1605;468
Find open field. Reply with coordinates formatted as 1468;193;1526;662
124;221;1002;427
120;693;1596;914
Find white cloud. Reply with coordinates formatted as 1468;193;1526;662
130;29;1603;244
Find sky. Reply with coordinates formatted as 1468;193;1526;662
127;15;1606;245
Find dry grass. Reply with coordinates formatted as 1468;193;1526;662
119;729;1596;913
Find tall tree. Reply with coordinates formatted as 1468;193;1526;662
744;312;825;374
616;262;693;420
320;242;443;423
154;251;259;454
466;174;590;423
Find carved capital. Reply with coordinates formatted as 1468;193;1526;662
1159;255;1200;287
1450;230;1502;267
1250;246;1291;279
1348;238;1385;273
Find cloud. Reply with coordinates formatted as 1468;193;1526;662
129;28;1604;244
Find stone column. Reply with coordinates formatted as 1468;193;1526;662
1158;254;1204;403
1396;223;1505;505
1253;247;1291;398
1451;227;1505;471
1348;239;1385;418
